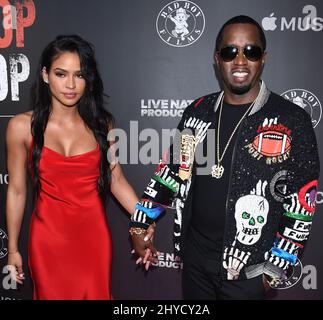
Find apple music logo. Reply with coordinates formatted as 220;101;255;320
262;13;277;31
262;5;323;32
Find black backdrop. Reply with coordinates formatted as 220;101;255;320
0;0;322;300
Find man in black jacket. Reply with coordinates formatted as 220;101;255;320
130;15;320;299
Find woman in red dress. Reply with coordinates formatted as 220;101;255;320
5;35;154;300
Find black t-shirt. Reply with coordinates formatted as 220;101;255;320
189;101;252;259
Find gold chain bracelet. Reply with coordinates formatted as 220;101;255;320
129;227;146;236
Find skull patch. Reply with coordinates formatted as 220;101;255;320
234;180;269;245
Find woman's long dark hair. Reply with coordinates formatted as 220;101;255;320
30;35;114;204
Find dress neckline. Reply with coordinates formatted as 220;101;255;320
42;143;100;158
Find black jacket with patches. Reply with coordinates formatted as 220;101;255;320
170;91;320;280
135;89;320;281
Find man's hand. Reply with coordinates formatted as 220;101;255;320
130;224;160;270
262;274;272;292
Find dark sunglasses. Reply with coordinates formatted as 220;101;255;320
218;45;263;62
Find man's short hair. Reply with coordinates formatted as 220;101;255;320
215;15;266;52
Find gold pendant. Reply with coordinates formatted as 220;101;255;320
211;164;224;179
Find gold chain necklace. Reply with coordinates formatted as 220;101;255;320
211;96;255;179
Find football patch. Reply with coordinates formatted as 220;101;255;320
245;117;292;165
252;131;291;157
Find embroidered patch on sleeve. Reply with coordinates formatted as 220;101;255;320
298;180;318;214
269;170;289;202
283;181;318;216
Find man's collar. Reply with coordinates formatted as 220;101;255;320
214;80;270;115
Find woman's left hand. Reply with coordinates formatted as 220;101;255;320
131;223;160;271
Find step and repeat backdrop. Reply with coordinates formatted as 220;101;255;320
0;0;322;300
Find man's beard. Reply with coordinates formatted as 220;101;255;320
229;83;252;95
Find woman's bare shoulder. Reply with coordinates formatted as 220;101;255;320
8;111;32;126
6;111;33;142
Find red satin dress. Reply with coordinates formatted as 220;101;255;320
28;143;112;300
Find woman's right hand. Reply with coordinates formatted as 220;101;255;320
7;251;25;284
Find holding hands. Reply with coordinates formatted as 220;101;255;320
130;223;159;270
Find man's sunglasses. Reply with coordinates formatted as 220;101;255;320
218;45;263;62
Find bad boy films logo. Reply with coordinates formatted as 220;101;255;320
0;228;8;259
156;0;205;47
281;89;322;128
